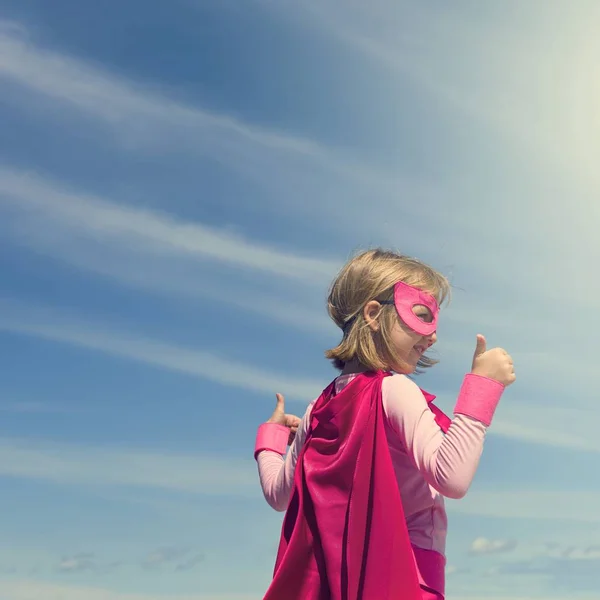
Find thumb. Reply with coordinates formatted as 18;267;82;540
473;334;487;358
275;393;285;413
267;393;286;424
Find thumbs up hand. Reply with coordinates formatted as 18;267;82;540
267;393;301;445
470;334;516;387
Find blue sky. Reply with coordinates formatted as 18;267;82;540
0;1;599;598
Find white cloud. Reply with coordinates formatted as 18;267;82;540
0;167;335;335
491;407;600;454
1;432;596;527
1;17;545;293
2;18;596;340
3;15;599;288
0;576;583;600
0;578;580;600
448;490;600;523
142;546;204;571
428;371;600;454
0;436;257;496
0;580;258;600
0;298;323;401
544;544;600;561
0;21;324;157
0;20;437;236
3;166;598;425
2;19;597;324
56;553;96;573
142;547;190;568
0;167;337;287
470;537;517;555
2;165;597;391
480;397;598;453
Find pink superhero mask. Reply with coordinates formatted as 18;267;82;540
342;280;439;336
379;281;439;336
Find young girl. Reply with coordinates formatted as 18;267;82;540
253;249;515;600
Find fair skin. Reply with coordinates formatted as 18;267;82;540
362;300;436;373
267;393;301;443
267;300;515;439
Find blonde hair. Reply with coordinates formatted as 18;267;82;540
325;248;451;373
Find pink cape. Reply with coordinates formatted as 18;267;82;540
263;371;429;600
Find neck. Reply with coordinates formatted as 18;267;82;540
340;358;373;376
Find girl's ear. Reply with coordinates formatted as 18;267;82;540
363;301;382;332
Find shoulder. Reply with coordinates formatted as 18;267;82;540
382;373;425;399
382;373;429;417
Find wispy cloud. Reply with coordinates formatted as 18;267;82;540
0;20;439;235
0;21;327;158
448;490;600;524
489;548;600;593
491;406;600;454
0;436;257;496
0;578;582;600
0;298;323;401
3;16;598;299
544;544;600;561
2;431;595;527
142;546;204;572
56;552;97;574
2;20;593;322
0;167;337;286
2;165;596;423
429;381;599;453
0;166;335;335
1;165;594;374
0;580;259;600
470;537;517;555
1;16;535;299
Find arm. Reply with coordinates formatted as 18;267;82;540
255;402;314;511
383;373;504;499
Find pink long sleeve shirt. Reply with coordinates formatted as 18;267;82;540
256;372;503;596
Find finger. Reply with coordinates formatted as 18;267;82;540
285;414;301;428
474;334;487;358
267;393;286;423
275;393;285;410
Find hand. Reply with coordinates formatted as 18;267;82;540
471;334;516;387
267;393;301;445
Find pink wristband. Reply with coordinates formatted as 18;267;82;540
254;423;289;459
453;373;504;427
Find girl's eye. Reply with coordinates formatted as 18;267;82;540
413;306;433;322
